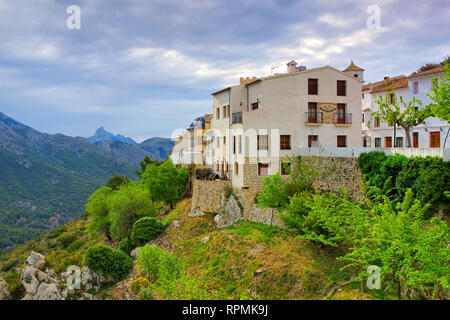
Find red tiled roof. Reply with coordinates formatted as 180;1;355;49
409;65;445;79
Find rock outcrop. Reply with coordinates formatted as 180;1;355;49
214;195;243;228
20;251;63;300
0;278;9;300
188;207;206;218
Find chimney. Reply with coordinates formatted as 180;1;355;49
286;60;298;73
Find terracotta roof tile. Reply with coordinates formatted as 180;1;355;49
409;65;445;79
370;76;409;93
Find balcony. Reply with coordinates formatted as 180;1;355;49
305;112;323;125
334;113;352;125
232;112;243;124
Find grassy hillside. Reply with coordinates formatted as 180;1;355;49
0;198;391;300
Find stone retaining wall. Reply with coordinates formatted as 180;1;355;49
191;156;364;228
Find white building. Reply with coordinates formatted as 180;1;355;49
208;60;364;188
362;65;448;148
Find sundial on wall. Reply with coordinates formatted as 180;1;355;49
319;103;337;124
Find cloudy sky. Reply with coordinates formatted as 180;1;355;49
0;0;449;141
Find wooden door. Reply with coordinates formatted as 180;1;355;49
430;132;440;148
385;137;392;148
413;133;419;148
308;103;317;123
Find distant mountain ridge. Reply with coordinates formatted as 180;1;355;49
94;137;174;166
88;127;136;145
0;112;138;250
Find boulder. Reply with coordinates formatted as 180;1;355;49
33;283;63;300
130;247;141;260
0;278;9;300
214;195;242;228
25;251;46;270
21;265;40;295
188;207;206;218
200;236;210;243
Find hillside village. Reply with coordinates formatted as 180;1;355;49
170;59;449;226
0;59;448;301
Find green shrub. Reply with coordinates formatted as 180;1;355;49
67;239;84;252
84;244;133;280
56;233;78;248
358;152;450;215
131;217;165;246
118;238;132;255
3;271;24;300
137;286;154;300
136;244;185;281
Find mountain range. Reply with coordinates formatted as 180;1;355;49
0;112;173;251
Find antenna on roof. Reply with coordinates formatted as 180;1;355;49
271;65;279;76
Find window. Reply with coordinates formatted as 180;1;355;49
375;137;381;147
430;132;440;148
308;78;318;95
281;162;291;175
223;136;226;145
233;136;236;154
337;80;346;96
375;117;380;127
389;93;395;104
385;136;392;148
308;135;318;147
354;74;358;78
238;135;242;153
362;113;364;123
234;162;239;175
412;81;419;94
395;137;403;147
251;102;259;110
280;135;291;150
258;163;269;176
337;135;347;147
413;132;419;148
216;108;220;119
257;135;268;150
307;102;318;123
223;106;227;118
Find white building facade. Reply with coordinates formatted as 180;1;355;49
207;61;364;188
362;66;449;149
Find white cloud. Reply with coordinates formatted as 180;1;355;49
318;13;350;27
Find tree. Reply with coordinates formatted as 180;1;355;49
105;174;131;191
108;182;157;241
142;158;188;209
371;89;432;148
256;173;289;210
135;156;162;177
427;62;449;147
340;190;450;300
86;186;113;241
373;91;433;148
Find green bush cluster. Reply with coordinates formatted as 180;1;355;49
84;244;133;280
131;217;166;246
136;244;185;281
358;151;449;214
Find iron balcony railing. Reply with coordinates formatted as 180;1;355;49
304;112;323;124
334;113;352;124
232;112;243;124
